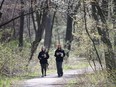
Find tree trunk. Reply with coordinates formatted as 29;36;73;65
101;0;116;70
83;0;103;69
19;0;24;47
44;11;56;51
91;0;116;71
65;0;81;56
91;1;116;84
11;0;18;39
0;0;5;18
28;11;47;63
113;0;116;69
101;0;108;19
64;14;73;59
44;14;52;50
26;11;31;43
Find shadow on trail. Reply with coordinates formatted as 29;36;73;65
21;75;40;79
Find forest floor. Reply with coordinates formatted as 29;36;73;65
12;66;100;87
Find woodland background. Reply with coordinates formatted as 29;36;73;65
0;0;116;87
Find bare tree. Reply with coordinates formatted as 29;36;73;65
18;0;25;47
44;11;56;51
28;0;50;63
91;0;116;77
65;0;80;58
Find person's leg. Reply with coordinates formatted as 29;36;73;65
59;62;63;76
44;64;47;76
56;62;60;77
57;62;63;77
46;62;49;69
41;64;44;77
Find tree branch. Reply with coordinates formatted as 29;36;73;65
83;0;103;70
0;0;5;10
0;10;35;28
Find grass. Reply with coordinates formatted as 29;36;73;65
0;75;20;87
0;71;41;87
66;71;116;87
64;60;89;70
0;60;54;87
0;52;91;87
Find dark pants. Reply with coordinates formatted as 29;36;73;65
56;62;63;77
41;63;47;76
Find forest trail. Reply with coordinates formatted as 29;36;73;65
13;67;98;87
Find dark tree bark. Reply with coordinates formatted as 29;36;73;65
44;11;56;51
44;14;52;50
113;0;116;69
0;10;35;28
28;0;56;63
65;0;81;58
65;15;73;45
11;0;18;38
83;0;103;69
113;0;116;29
91;0;116;71
26;10;31;43
0;0;5;18
28;10;47;63
64;0;73;58
19;0;24;47
0;0;5;10
65;0;73;50
30;0;37;33
73;0;81;33
101;0;115;70
101;0;108;19
28;0;49;63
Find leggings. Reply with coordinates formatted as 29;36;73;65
41;64;47;76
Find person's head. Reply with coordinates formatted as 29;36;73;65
57;44;62;49
41;46;46;51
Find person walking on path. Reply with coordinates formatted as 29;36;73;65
38;47;49;77
54;45;65;77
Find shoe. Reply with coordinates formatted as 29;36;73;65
58;75;61;77
58;75;62;77
41;75;44;77
61;74;63;77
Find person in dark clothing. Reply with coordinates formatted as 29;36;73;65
38;47;49;77
54;45;65;77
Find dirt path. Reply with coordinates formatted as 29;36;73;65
13;67;96;87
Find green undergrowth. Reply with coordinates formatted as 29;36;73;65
47;69;56;74
0;40;32;87
66;71;116;87
0;75;20;87
64;60;89;70
0;40;92;87
0;71;41;87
